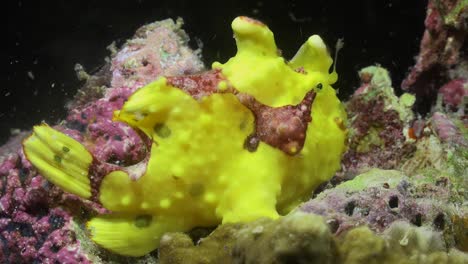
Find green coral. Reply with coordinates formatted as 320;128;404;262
320;168;404;193
338;223;468;264
339;226;388;264
358;65;415;123
434;0;468;27
157;213;468;264
158;213;337;264
356;127;384;153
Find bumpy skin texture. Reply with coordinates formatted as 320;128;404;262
22;17;347;256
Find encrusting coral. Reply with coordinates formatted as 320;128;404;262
158;211;467;264
22;16;347;256
337;65;417;179
402;0;468;110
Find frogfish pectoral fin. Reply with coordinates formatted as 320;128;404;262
22;124;92;199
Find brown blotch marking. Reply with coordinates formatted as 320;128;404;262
154;123;171;138
239;115;249;131
238;90;316;155
359;72;373;83
335;117;346;131
295;67;307;74
162;70;318;156
134;214;152;228
62;146;70;153
238;16;266;27
189;183;205;197
54;155;62;163
167;69;224;99
244;134;260;152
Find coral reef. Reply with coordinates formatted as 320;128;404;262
158;213;338;264
158;212;467;264
0;154;90;263
338;224;467;264
300;168;466;248
402;0;467;110
438;78;468;109
339;65;416;179
431;111;467;147
0;1;467;262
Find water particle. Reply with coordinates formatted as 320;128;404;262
27;71;35;80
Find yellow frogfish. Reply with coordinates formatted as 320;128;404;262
22;16;347;256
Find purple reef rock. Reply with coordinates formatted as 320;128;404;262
337;66;417;181
300;164;467;252
402;0;468;108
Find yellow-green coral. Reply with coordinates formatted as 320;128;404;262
22;16;347;256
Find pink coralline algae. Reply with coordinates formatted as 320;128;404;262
0;19;203;263
338;66;416;179
110;18;203;89
343;98;407;174
402;0;468;107
0;154;90;263
431;111;467;147
438;78;468;109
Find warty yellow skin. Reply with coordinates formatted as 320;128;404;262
22;16;347;256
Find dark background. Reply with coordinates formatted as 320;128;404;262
3;0;427;145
